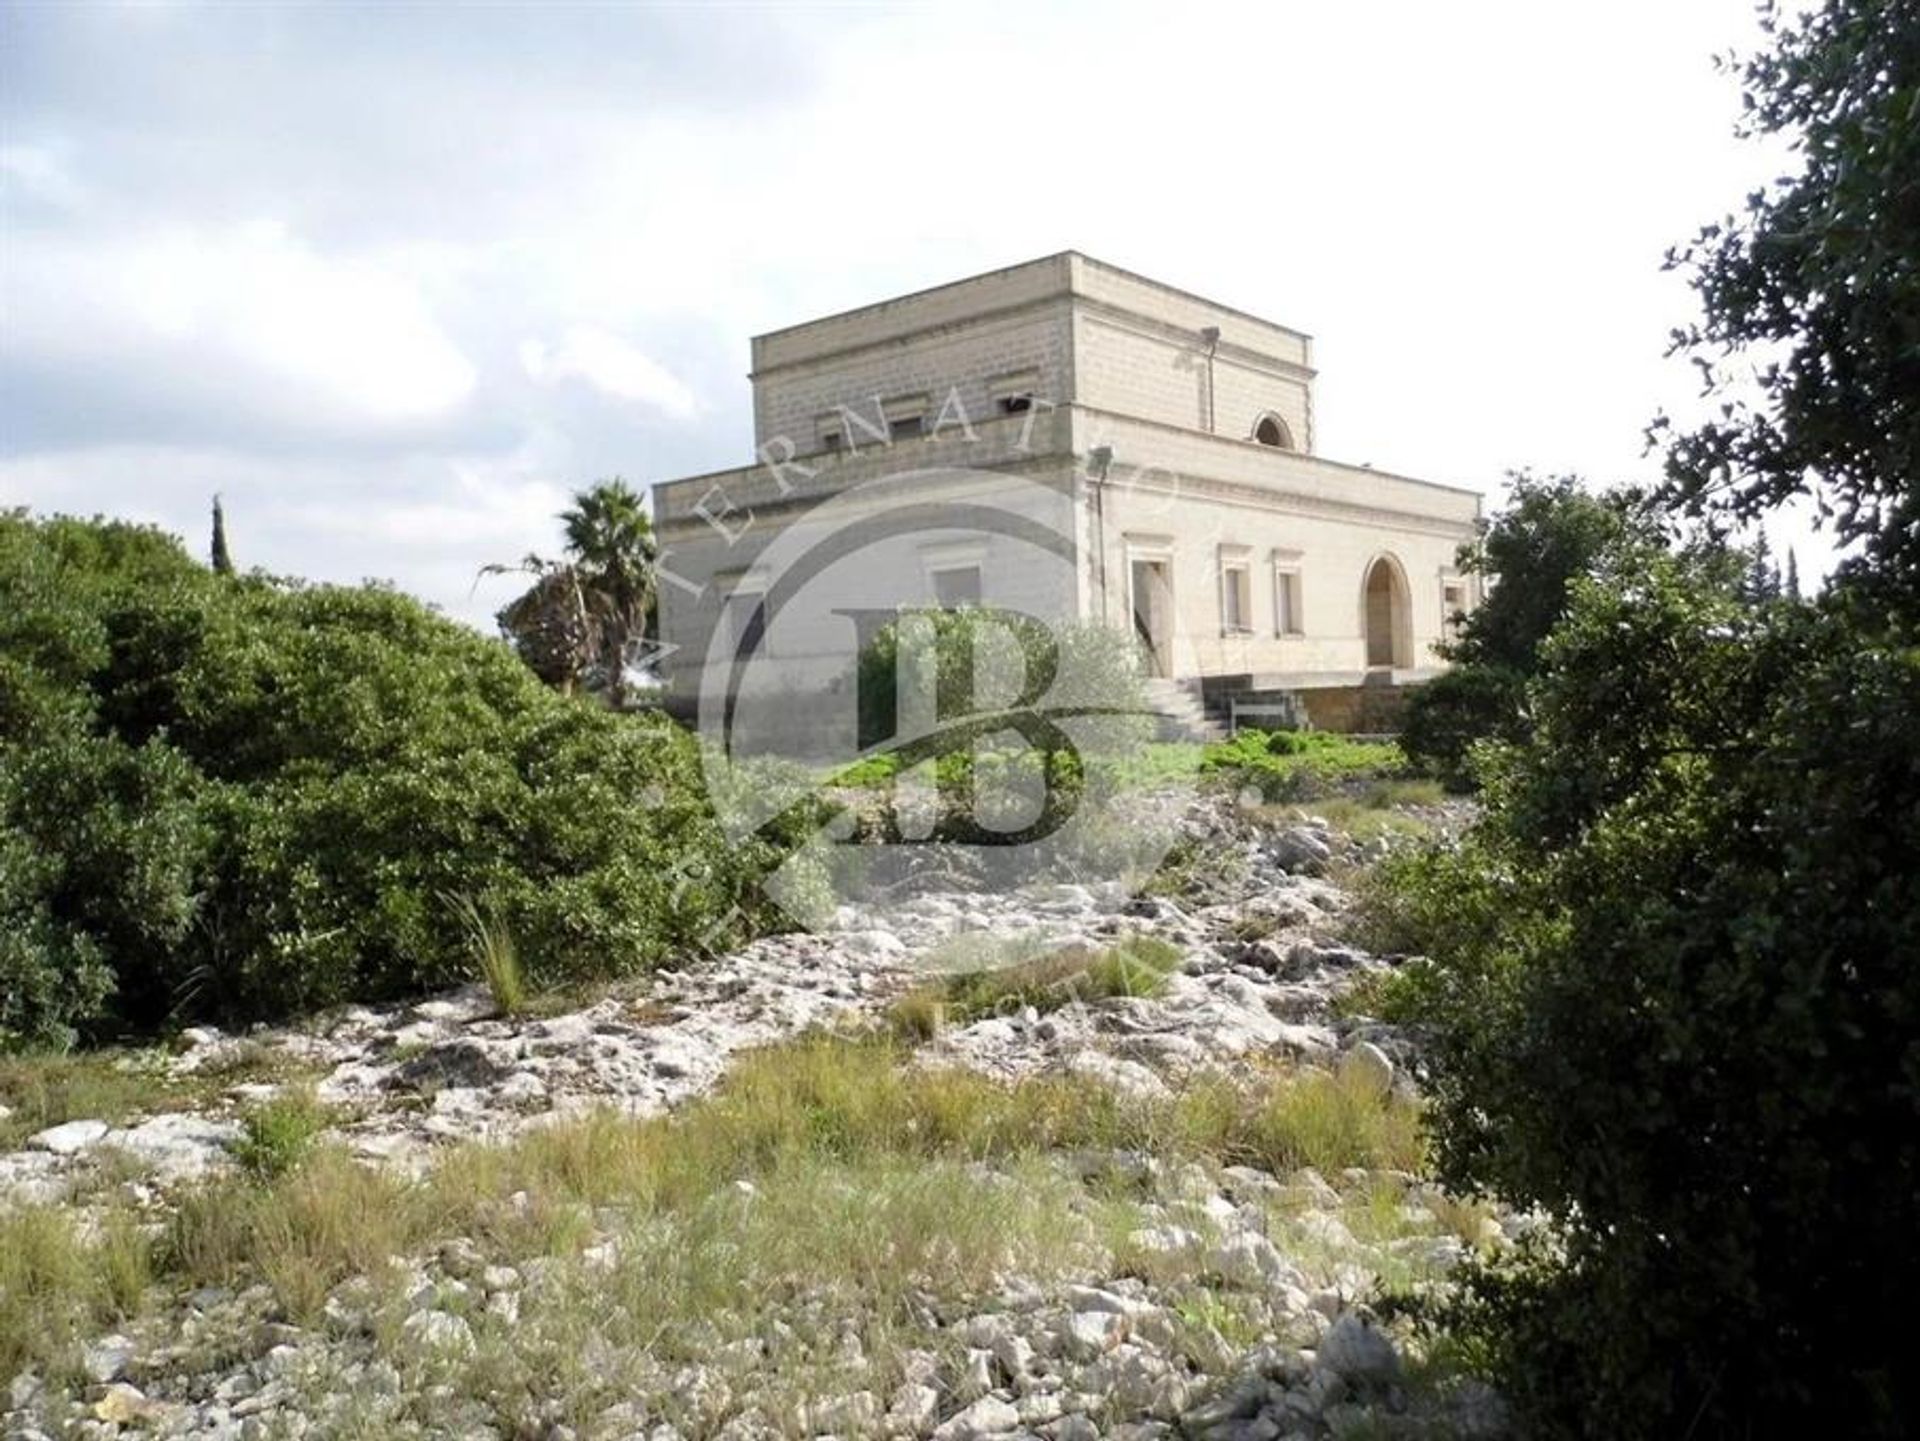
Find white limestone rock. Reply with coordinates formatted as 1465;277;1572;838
29;1119;108;1155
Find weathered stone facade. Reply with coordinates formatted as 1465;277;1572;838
653;253;1481;728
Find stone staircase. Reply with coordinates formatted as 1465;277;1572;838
1143;677;1228;742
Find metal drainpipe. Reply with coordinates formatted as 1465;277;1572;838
1088;446;1115;624
1200;326;1221;433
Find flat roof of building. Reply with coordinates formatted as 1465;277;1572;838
750;252;1313;375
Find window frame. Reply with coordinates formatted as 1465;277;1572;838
1272;548;1304;635
930;564;983;609
1219;545;1254;635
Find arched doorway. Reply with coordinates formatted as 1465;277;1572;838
1362;556;1411;669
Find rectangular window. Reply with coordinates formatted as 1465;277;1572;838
882;393;929;443
1221;563;1252;633
1274;568;1303;634
1442;581;1466;641
932;565;982;608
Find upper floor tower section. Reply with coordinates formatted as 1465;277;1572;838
746;252;1316;460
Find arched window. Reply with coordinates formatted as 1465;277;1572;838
1253;414;1294;449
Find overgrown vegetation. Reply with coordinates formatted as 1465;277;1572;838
445;891;528;1017
1366;6;1920;1430
0;1042;305;1149
1398;473;1657;790
0;512;787;1048
1197;729;1405;801
1;1033;1425;1381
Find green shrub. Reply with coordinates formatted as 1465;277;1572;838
1383;563;1920;1437
0;512;779;1045
1198;728;1403;800
232;1089;332;1179
1397;474;1670;791
1398;664;1525;792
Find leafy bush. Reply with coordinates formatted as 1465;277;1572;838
0;512;779;1047
1199;728;1404;800
1381;558;1920;1437
1395;665;1524;792
1399;474;1657;788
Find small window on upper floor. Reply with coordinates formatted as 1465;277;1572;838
882;394;928;442
990;368;1043;418
1253;415;1295;450
1442;580;1467;642
932;565;982;608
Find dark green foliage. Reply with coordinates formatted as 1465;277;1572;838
1380;557;1920;1437
1658;0;1920;608
1394;665;1524;792
209;497;233;576
1386;5;1920;1431
0;511;774;1049
1400;474;1652;787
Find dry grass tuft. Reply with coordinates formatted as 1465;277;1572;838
890;934;1184;1039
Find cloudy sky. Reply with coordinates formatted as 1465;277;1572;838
2;0;1806;627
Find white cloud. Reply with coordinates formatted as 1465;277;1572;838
2;0;1849;601
7;219;477;429
0;142;86;208
520;326;699;419
0;441;572;627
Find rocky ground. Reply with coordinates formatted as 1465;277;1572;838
2;791;1513;1441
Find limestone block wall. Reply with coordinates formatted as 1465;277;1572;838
1072;308;1313;453
752;302;1073;453
1075;412;1478;683
1068;253;1315;449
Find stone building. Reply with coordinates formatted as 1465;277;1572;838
652;253;1482;739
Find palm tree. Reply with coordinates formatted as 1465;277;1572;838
491;479;657;707
561;480;656;708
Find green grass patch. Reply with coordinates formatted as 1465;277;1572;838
0;1042;307;1150
445;890;528;1017
1200;729;1406;801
